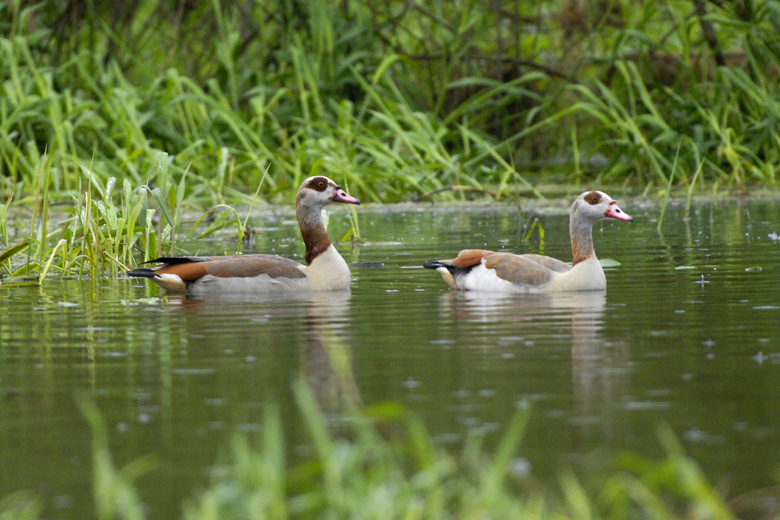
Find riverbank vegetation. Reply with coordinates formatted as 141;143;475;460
3;0;779;279
3;0;780;207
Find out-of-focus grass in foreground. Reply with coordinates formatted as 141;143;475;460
0;378;740;520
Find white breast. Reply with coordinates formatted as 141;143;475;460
543;256;606;291
301;244;352;291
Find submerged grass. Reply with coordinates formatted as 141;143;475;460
1;380;739;520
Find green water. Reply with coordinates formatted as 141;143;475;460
2;199;780;518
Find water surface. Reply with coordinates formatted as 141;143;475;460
2;198;780;518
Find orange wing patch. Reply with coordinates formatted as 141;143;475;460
154;262;209;281
450;249;496;268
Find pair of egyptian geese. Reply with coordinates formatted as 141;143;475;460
128;176;633;295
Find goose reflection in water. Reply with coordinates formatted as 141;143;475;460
299;292;362;413
167;291;361;414
435;290;629;439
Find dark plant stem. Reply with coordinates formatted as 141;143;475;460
693;0;726;66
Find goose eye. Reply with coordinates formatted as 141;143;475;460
318;181;326;190
585;192;601;205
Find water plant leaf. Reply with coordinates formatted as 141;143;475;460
38;238;68;283
0;239;31;267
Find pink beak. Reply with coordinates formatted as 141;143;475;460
604;201;632;222
332;186;360;205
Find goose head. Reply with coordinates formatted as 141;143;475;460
296;176;360;210
295;176;360;265
570;191;633;223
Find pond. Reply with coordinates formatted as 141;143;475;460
2;196;780;518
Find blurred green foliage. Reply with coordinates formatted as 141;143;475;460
2;0;779;206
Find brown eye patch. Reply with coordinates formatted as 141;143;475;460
306;176;330;192
584;191;602;205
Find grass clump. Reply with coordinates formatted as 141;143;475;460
0;153;230;282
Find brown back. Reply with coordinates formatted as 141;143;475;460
154;255;305;281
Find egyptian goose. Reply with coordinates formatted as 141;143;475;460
127;176;360;295
423;191;632;292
